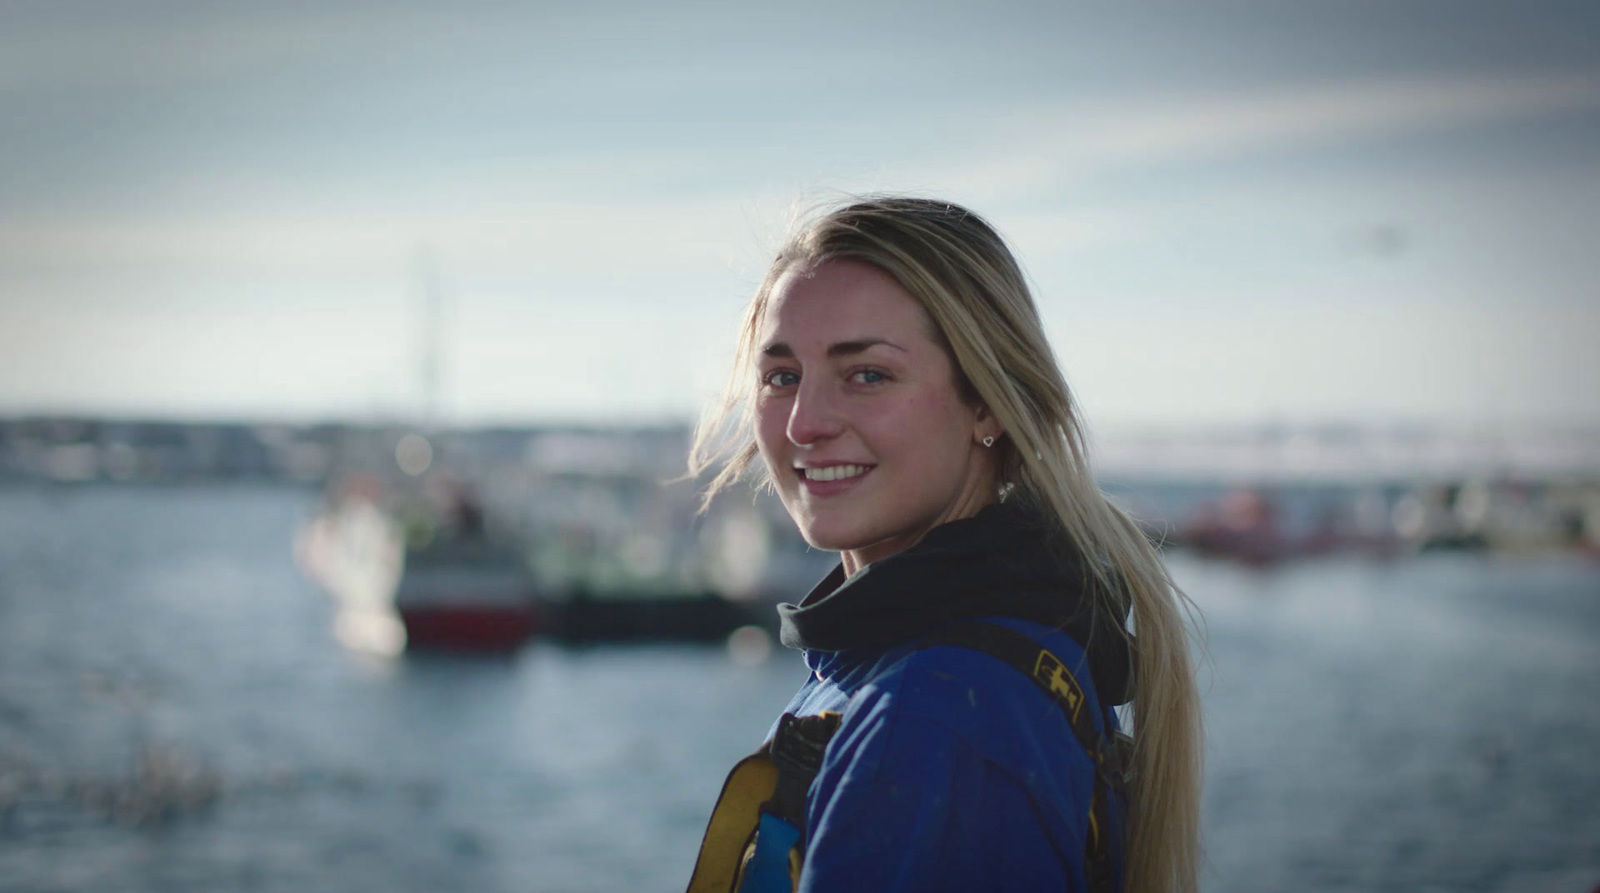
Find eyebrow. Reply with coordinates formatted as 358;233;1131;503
760;338;907;359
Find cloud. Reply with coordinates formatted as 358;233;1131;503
903;73;1600;200
0;6;553;93
0;194;773;283
1075;74;1600;161
1057;300;1600;425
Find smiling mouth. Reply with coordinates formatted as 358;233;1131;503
797;464;873;482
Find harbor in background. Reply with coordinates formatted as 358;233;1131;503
0;481;1594;892
4;415;1598;657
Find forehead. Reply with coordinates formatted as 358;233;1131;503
759;259;938;347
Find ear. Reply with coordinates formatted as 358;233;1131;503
973;404;1004;446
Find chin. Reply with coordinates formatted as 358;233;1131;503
795;514;888;557
793;516;859;554
796;527;851;554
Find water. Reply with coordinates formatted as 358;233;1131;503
0;484;1596;892
1186;557;1600;892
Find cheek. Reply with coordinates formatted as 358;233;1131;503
752;400;789;464
885;392;971;443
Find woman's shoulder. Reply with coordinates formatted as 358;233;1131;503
838;618;1107;772
866;616;1099;702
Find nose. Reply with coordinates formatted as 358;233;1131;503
786;378;845;446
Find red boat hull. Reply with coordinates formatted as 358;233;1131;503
398;604;541;652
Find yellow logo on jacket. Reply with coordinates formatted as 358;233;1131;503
1032;650;1084;723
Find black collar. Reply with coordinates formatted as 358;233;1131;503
776;500;1134;706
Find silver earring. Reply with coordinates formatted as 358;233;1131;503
982;436;995;448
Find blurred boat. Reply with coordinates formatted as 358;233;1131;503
520;500;813;645
295;473;408;656
1174;488;1306;566
300;424;848;653
1391;478;1600;557
1170;486;1400;565
299;472;541;655
383;475;545;652
394;519;541;652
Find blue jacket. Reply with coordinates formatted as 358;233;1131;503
769;503;1131;893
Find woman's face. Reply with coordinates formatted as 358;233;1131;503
754;259;1001;574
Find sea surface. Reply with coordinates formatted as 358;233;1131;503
0;483;1596;892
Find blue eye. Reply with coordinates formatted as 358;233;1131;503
850;369;887;385
763;370;799;388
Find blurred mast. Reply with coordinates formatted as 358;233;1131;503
416;250;444;430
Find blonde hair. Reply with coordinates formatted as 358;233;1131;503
689;196;1202;893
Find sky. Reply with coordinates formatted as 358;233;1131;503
1;1;1598;428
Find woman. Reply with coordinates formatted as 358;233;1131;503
688;197;1201;893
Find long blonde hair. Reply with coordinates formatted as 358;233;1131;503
689;196;1201;893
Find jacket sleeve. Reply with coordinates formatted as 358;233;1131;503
796;679;1081;893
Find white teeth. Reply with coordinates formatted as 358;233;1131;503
801;464;869;482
